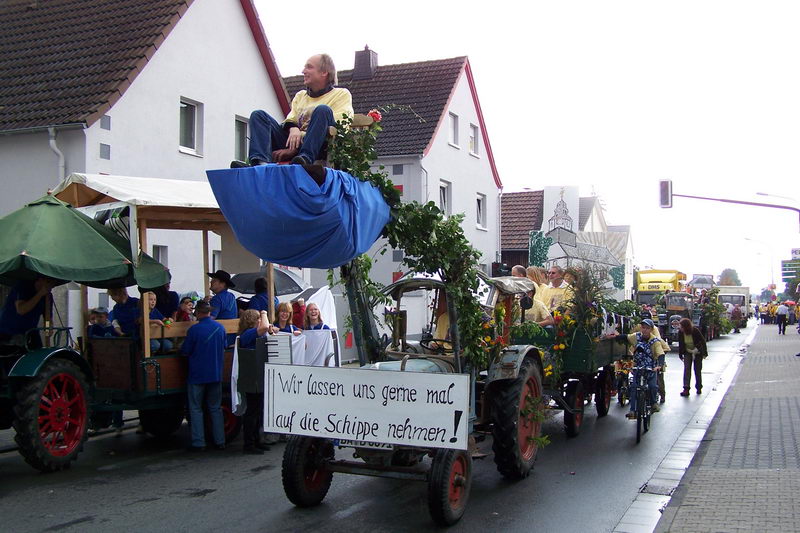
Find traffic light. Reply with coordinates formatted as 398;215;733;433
659;180;673;208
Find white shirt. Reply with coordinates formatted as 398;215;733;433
777;304;789;315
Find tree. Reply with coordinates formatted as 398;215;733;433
760;288;775;302
718;268;742;286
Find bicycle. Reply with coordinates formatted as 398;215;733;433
614;359;632;406
631;366;655;443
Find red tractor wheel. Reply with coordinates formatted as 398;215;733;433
428;448;472;526
203;395;242;443
595;367;613;417
282;436;334;507
491;354;544;479
563;380;584;438
13;358;89;472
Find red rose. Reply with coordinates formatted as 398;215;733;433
367;109;382;122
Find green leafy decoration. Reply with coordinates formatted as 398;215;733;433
527;231;552;267
328;109;490;368
609;265;625;290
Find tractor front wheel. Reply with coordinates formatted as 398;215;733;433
491;355;544;479
13;358;89;472
282;436;334;507
428;448;472;526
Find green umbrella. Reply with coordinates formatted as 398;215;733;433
0;195;169;289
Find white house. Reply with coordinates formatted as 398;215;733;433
0;0;290;301
285;48;503;355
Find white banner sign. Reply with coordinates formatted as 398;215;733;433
263;365;470;450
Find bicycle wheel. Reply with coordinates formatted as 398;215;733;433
635;388;645;444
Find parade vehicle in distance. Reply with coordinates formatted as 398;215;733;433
663;291;695;345
634;269;687;339
278;268;634;525
0;174;256;472
717;285;751;327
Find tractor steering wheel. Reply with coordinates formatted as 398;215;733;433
419;338;453;353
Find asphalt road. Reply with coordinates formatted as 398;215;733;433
0;330;747;533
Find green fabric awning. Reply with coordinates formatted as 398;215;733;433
0;195;169;289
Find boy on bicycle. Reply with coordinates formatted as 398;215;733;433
609;318;665;419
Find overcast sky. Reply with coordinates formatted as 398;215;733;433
255;0;800;293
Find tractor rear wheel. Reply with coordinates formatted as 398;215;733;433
13;358;89;472
491;355;544;479
282;436;334;507
595;368;613;417
204;395;241;443
428;448;472;526
563;380;585;438
139;405;185;439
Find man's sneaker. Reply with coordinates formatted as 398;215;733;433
651;404;660;413
680;389;690;397
230;160;250;168
625;412;636;420
660;396;666;404
696;388;702;395
291;154;312;165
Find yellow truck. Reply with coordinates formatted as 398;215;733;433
635;270;687;306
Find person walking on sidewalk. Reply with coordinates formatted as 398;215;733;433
776;301;789;335
677;318;708;396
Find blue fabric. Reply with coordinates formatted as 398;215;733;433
239;327;265;349
209;289;237;320
273;323;299;334
88;323;118;338
629;369;658;413
0;281;46;336
112;297;140;337
188;382;224;447
149;308;165;321
181;317;226;384
307;323;330;330
247;292;278;312
206;165;391;269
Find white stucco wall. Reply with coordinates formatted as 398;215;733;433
0;128;86;216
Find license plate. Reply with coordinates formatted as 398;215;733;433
337;439;394;450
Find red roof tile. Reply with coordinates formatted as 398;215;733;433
501;190;544;251
0;0;290;133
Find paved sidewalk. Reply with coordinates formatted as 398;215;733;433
656;325;800;533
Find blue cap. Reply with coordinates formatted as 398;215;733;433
641;318;656;328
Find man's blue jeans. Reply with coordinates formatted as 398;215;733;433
187;382;224;448
248;105;335;163
629;369;658;413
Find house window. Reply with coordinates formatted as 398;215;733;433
99;143;111;160
179;98;203;154
439;180;451;216
392;164;404;175
152;245;168;267
234;117;248;161
449;112;459;147
469;124;479;155
212;250;222;272
100;115;111;130
476;193;487;228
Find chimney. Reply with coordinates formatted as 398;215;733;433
352;45;378;80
